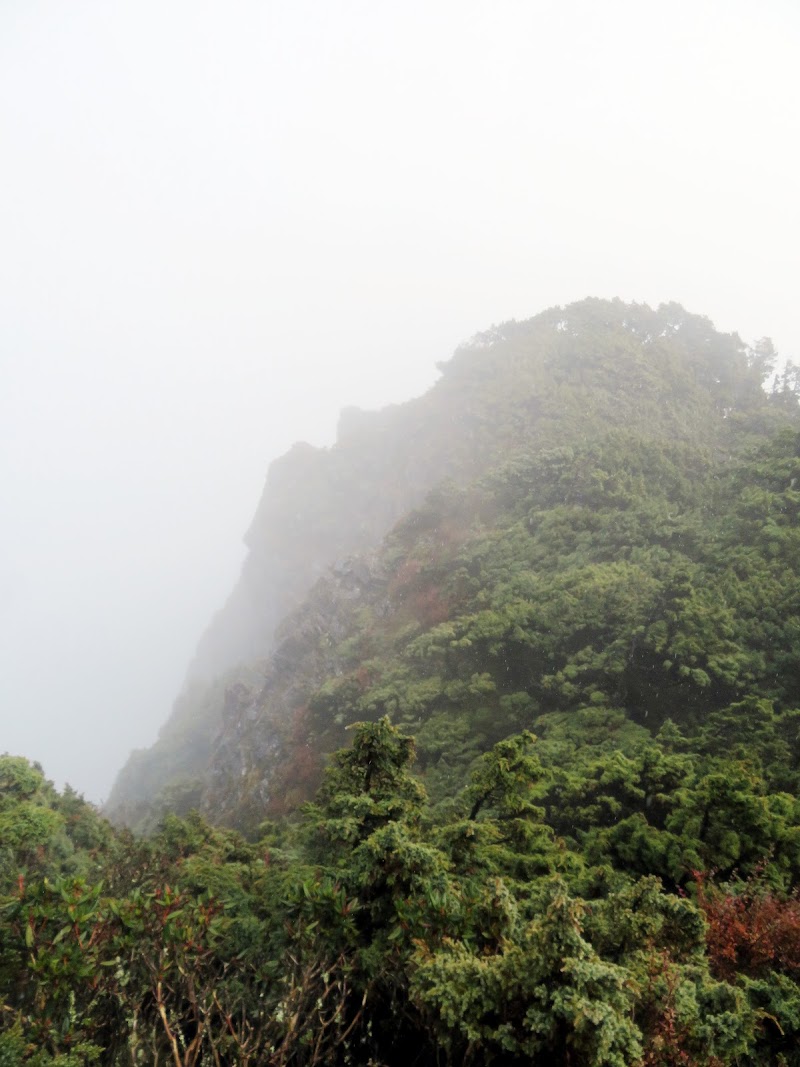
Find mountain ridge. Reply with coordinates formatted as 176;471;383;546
106;297;796;831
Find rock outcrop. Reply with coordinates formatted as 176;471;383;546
106;298;790;831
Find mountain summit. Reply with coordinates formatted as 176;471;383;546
106;298;797;831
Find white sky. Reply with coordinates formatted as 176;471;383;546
1;0;799;801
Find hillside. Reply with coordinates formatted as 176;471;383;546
7;298;800;1065
107;297;796;831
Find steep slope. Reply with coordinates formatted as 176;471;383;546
107;298;795;830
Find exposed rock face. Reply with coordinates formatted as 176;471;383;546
201;551;389;827
106;298;785;831
107;391;456;823
184;425;434;682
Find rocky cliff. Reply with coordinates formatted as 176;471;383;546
106;298;794;831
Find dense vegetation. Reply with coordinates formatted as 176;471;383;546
5;300;800;1064
4;696;800;1065
108;298;792;828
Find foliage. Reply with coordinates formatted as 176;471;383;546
5;298;800;1062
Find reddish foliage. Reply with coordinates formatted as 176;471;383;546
268;705;323;815
409;584;451;628
639;950;725;1067
387;558;423;598
387;556;452;626
355;665;374;690
694;870;800;980
288;704;310;742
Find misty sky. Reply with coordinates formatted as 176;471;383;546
2;0;799;802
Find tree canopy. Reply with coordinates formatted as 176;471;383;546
5;299;800;1064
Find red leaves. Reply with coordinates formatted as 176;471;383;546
354;665;373;691
410;585;451;628
694;871;800;980
268;705;323;814
639;950;727;1067
388;557;423;597
387;557;451;626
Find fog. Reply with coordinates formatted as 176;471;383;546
1;0;798;801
